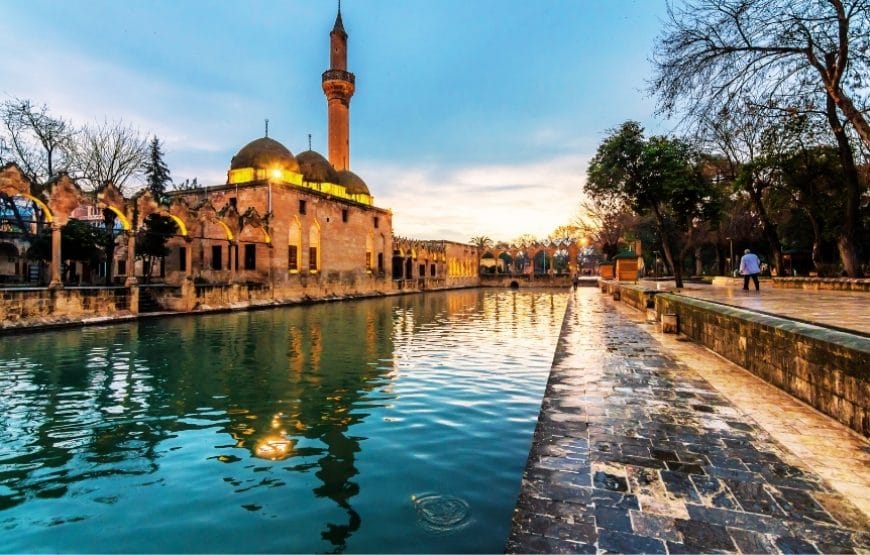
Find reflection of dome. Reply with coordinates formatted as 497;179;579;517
337;169;370;196
230;137;300;172
297;150;340;184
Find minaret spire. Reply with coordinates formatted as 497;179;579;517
322;2;355;170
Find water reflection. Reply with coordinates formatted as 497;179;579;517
0;289;568;553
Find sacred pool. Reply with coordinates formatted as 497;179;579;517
0;289;568;553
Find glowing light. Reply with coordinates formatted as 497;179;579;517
254;434;294;460
270;168;283;181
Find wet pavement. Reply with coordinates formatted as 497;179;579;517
506;288;870;554
639;280;870;336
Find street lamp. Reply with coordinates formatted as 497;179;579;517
726;236;733;276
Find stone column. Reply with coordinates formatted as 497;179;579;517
184;238;193;278
125;231;138;287
48;222;63;289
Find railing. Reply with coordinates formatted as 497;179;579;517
321;69;355;84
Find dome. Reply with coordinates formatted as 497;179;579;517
337;169;370;196
297;150;340;184
230;137;300;173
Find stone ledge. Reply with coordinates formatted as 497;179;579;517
654;293;870;436
772;277;870;292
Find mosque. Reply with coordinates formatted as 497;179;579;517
150;6;479;302
0;6;479;317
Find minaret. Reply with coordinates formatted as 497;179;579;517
322;4;355;171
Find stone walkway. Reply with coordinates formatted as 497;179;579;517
506;289;870;554
640;281;870;336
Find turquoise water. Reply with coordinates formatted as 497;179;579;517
0;289;568;553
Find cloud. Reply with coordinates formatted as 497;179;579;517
357;154;589;244
0;25;253;183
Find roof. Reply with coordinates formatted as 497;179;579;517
297;150;340;184
230;137;300;172
337;169;369;195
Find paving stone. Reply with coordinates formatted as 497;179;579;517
727;527;778;554
597;529;666;554
505;289;869;554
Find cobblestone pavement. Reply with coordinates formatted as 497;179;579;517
640;281;870;336
506;289;870;554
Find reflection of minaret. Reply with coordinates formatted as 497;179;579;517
322;2;355;171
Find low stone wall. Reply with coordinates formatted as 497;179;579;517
772;277;870;292
655;293;870;437
481;274;594;288
598;280;656;312
0;287;132;331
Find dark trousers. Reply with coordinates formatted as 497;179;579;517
743;274;759;290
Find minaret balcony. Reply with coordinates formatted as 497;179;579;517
322;69;355;84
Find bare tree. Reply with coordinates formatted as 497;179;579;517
0;98;76;188
74;119;148;194
572;197;637;261
652;0;870;149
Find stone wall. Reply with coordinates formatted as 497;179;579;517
655;293;870;437
598;280;655;312
771;277;870;292
0;287;132;331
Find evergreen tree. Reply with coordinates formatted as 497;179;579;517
144;136;171;202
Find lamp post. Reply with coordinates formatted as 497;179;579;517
726;237;733;276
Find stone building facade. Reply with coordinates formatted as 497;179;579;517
0;7;479;325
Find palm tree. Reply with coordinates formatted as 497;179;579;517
470;236;493;276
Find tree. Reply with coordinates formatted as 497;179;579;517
652;0;870;150
74;119;148;194
144;136;172;202
0;98;75;188
73;119;149;284
572;196;636;261
172;177;201;191
469;235;493;249
586;121;720;288
652;0;870;275
136;213;179;283
26;219;103;284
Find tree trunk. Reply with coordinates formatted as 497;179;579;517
651;203;683;288
825;95;862;277
694;246;703;276
805;211;823;274
102;208;116;285
744;181;783;276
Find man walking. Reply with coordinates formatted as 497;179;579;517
739;248;761;291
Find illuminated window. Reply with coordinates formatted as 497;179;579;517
288;218;301;272
308;222;320;272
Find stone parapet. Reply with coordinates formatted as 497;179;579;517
772;277;870;292
0;287;132;331
598;280;658;312
654;293;870;437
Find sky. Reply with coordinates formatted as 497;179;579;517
0;0;671;243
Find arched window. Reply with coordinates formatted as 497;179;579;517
366;232;374;272
308;221;321;272
288;217;301;273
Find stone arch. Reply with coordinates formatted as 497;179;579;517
96;183;132;230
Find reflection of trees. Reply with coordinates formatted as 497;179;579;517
0;326;167;509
